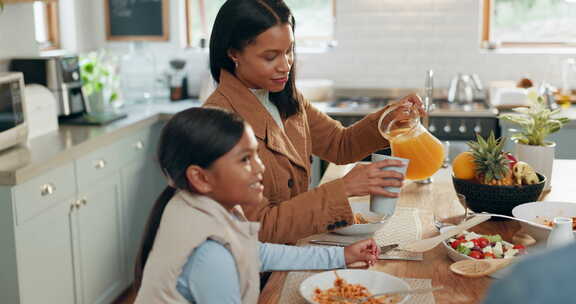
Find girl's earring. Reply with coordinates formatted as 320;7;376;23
234;60;238;69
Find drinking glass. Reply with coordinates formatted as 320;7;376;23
456;193;470;221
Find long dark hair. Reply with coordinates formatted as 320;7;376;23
209;0;301;118
134;107;245;290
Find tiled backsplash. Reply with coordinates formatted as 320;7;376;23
295;0;573;90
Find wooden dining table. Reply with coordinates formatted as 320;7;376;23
258;159;576;304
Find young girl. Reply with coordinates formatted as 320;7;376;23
134;108;380;304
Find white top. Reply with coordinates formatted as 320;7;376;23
250;89;284;130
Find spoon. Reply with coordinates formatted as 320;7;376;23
399;215;490;252
477;212;551;230
330;286;444;304
450;258;516;278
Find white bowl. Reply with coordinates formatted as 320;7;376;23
332;201;389;236
512;201;576;242
440;226;511;279
299;269;411;304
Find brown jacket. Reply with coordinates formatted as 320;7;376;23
203;70;390;243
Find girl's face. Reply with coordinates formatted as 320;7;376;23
204;125;265;210
229;23;294;92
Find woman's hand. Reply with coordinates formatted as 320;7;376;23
342;160;405;198
344;239;380;267
395;93;426;117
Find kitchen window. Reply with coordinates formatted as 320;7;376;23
33;0;60;50
482;0;576;50
185;0;335;50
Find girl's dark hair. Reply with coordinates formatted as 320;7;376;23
209;0;301;118
134;107;245;290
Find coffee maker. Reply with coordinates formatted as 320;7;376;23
9;54;89;118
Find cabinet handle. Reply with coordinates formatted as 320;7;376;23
71;199;81;211
134;140;144;150
94;159;107;169
40;183;56;196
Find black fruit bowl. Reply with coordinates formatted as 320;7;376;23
452;173;546;217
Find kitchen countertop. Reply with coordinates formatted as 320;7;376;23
312;101;499;118
1;97;575;186
0;100;201;186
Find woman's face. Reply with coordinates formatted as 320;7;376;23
229;23;294;92
204;124;266;209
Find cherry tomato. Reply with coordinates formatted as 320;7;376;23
484;252;495;259
477;237;490;248
451;239;463;249
469;250;484;259
513;244;525;250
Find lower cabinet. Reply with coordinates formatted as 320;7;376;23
120;157;163;283
0;123;165;304
72;175;125;304
14;196;76;304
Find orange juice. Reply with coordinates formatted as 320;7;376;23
390;126;445;180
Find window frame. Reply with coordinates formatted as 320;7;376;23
481;0;576;50
185;0;336;50
34;0;60;51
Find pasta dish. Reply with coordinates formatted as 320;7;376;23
540;216;576;230
354;213;369;224
313;273;401;304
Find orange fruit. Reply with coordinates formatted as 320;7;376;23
452;151;476;180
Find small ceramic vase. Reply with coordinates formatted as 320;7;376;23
546;217;575;249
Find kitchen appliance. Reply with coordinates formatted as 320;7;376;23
23;84;58;139
448;73;484;105
0;72;28;152
168;59;189;101
9;54;89;118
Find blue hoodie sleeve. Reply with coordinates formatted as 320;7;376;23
258;242;346;272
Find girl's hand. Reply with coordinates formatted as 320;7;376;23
344;239;381;267
342;160;405;198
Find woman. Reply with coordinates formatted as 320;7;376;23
134;108;380;303
204;0;425;244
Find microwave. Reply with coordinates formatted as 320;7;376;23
0;72;28;152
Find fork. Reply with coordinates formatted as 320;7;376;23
329;286;444;303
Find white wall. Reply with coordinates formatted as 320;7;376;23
0;3;39;59
0;0;573;92
296;0;572;89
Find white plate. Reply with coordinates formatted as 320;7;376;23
299;269;411;304
440;226;512;279
512;201;576;242
332;201;390;236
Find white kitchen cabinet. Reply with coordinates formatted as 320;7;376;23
0;122;165;304
72;175;125;304
14;195;76;304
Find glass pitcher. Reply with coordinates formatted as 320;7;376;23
378;102;445;180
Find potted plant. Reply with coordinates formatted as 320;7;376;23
80;51;120;113
499;91;569;191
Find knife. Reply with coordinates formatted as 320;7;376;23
308;240;398;254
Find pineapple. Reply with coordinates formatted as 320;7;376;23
467;132;513;186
